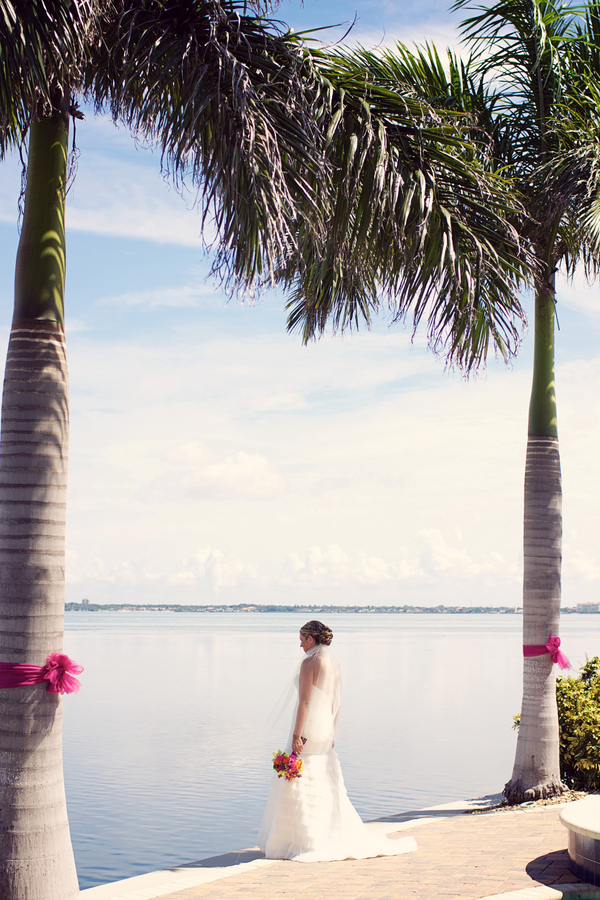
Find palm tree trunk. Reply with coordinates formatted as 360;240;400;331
504;275;564;803
0;94;79;899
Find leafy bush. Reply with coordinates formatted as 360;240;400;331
557;657;600;790
512;657;600;790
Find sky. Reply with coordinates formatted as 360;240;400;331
0;0;598;608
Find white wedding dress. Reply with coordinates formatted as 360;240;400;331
258;645;418;862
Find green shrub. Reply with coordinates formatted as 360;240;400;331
557;657;600;790
512;657;600;790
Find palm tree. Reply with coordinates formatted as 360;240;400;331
0;5;91;897
450;0;600;804
289;0;600;802
0;3;328;897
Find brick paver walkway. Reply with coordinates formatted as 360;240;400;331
155;805;581;900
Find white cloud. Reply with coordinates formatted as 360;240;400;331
0;153;25;226
54;321;565;606
563;540;600;582
66;552;166;586
166;442;215;465
251;392;309;412
69;535;507;596
349;20;462;53
65;319;91;334
101;285;213;308
127;441;286;501
55;318;600;607
281;532;518;592
285;544;423;586
0;118;208;248
65;152;205;247
68;545;260;595
418;528;518;582
556;271;600;318
172;547;260;592
73;433;287;503
148;448;286;501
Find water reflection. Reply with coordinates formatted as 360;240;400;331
62;611;600;889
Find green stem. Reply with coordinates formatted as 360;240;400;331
14;93;70;327
528;270;557;438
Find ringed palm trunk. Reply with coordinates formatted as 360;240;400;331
0;93;79;899
504;271;564;803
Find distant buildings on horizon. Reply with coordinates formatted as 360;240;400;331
65;601;590;614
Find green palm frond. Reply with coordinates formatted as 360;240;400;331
0;0;90;149
345;42;518;168
454;0;575;80
282;48;535;371
453;0;583;167
346;43;489;117
542;76;600;277
285;0;600;364
85;0;326;292
581;198;600;262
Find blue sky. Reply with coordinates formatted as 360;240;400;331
0;0;598;607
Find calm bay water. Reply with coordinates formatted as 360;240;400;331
62;611;600;889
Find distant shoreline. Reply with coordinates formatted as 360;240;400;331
65;602;583;614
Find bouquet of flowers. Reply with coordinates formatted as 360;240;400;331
272;738;307;781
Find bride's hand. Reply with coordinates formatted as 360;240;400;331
292;734;304;755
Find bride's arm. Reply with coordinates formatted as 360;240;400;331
292;661;312;755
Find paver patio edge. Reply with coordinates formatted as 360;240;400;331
79;794;502;900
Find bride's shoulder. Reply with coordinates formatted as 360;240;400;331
301;652;318;667
300;651;322;672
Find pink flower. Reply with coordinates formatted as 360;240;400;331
272;748;304;780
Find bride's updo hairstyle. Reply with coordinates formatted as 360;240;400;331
300;620;333;645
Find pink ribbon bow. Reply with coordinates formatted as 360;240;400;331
523;634;570;670
0;652;83;694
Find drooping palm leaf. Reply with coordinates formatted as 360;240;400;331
283;47;534;371
0;0;90;150
85;0;327;292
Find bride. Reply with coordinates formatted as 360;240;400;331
258;620;418;862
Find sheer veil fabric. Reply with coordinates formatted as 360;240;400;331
258;644;418;862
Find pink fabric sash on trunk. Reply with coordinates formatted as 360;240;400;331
0;652;83;694
523;634;570;670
